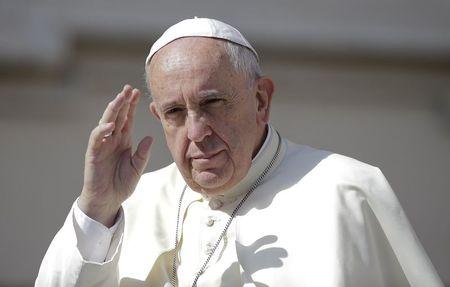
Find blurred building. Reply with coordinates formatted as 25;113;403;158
0;0;449;285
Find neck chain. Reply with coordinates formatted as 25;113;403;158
171;132;282;287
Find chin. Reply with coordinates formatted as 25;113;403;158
191;168;234;194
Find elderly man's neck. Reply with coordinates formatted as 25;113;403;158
252;125;269;159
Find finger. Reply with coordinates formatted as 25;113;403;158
115;90;132;133
122;88;140;134
98;85;131;126
88;122;115;150
131;136;153;175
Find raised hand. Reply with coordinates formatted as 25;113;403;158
78;85;153;227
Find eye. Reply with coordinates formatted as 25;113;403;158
164;106;185;117
167;107;182;114
203;98;224;106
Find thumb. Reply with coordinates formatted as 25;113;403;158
131;136;154;175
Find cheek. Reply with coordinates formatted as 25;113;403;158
163;124;188;164
214;113;253;157
232;114;258;158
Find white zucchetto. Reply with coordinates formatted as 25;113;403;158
145;17;258;65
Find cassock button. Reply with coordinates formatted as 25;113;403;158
206;217;215;227
209;199;223;210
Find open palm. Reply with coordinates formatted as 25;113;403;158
79;85;153;227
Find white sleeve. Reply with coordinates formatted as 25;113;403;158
36;201;124;287
73;198;123;263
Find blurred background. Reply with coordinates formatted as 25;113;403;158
0;0;449;285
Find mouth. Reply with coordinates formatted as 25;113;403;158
190;150;227;171
191;151;220;160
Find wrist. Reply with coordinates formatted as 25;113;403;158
77;194;120;228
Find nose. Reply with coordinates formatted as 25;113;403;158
186;112;212;142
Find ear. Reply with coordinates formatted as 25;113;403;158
149;102;161;121
255;77;275;125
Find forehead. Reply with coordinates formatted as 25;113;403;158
148;37;242;102
150;37;228;73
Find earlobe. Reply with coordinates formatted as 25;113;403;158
149;102;161;121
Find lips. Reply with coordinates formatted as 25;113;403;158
191;151;219;160
190;150;227;171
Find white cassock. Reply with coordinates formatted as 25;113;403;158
36;125;443;287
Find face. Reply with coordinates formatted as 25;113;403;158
148;37;273;194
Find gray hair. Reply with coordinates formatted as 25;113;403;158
221;40;262;85
145;40;262;98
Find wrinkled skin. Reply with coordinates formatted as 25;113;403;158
79;85;153;227
148;37;274;194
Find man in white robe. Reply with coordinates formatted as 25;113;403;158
35;18;444;287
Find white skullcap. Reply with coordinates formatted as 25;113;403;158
145;17;258;65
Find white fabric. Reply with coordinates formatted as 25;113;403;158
73;199;123;262
176;126;281;286
70;127;274;265
145;17;259;65
36;126;444;286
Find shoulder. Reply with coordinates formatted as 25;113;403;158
123;162;183;210
276;139;395;213
136;162;181;190
279;138;387;189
